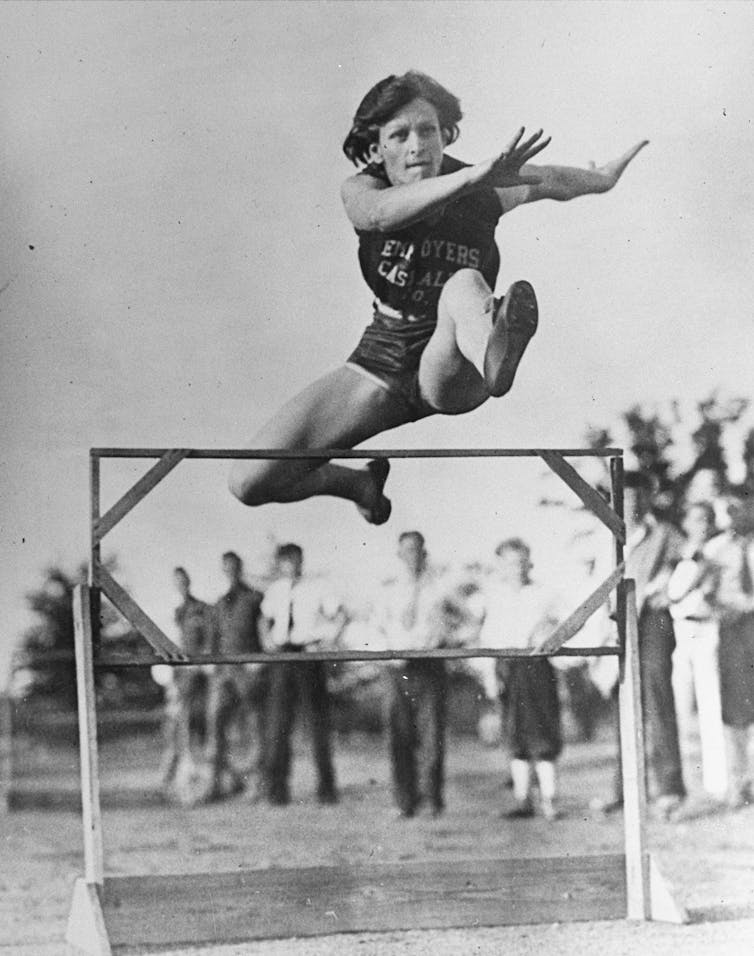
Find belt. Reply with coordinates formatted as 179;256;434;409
373;298;424;323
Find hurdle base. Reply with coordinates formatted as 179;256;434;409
65;852;686;953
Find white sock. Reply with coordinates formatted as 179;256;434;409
511;759;532;803
534;760;557;803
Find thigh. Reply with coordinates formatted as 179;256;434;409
235;366;413;488
259;366;410;447
418;271;491;414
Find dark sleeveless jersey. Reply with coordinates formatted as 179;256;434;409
350;154;503;375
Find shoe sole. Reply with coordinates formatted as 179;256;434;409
484;280;539;397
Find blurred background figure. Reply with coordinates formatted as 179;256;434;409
260;543;343;806
623;471;686;818
667;503;727;802
377;531;451;819
206;551;264;800
707;496;754;808
159;567;213;798
475;538;564;821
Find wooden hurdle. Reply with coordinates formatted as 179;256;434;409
66;447;686;955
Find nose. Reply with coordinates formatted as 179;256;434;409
406;130;421;155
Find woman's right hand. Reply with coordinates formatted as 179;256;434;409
469;127;551;189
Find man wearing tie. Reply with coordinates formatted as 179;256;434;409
377;531;451;818
622;471;686;818
706;495;754;807
260;543;343;806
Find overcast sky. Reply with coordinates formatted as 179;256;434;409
1;1;752;678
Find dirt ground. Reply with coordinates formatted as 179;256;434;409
2;721;754;956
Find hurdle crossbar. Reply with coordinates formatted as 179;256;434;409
66;446;686;955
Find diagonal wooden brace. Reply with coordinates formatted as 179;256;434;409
532;562;625;655
93;448;189;543
94;565;188;662
539;450;625;543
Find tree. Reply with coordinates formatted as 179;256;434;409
582;391;750;523
11;558;161;709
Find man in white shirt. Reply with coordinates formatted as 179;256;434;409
667;501;727;801
260;543;344;805
623;471;685;817
378;531;451;818
476;538;564;820
706;495;754;807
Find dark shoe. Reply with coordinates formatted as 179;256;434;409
358;459;392;525
266;787;290;806
484;280;538;397
317;789;339;805
503;799;535;819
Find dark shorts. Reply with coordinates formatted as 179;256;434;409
347;308;439;422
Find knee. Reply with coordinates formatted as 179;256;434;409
228;461;268;506
438;267;490;315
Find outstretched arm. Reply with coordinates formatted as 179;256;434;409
496;140;649;213
341;127;549;232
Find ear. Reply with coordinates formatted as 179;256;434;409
367;140;383;164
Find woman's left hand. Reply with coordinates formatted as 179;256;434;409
589;140;650;191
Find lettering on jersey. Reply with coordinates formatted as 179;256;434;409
378;239;415;289
376;235;484;312
419;238;480;269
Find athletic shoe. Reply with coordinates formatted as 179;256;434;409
358;458;392;525
484;280;539;397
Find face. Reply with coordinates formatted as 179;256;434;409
728;500;754;536
496;548;530;585
173;571;190;597
682;505;713;543
222;556;241;583
687;468;722;503
277;555;302;581
398;535;426;576
368;98;446;186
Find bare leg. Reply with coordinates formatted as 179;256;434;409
418;268;493;414
228;366;410;522
419;268;538;411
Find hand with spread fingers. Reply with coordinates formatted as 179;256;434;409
471;127;552;189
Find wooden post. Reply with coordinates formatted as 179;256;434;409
0;692;11;813
74;584;104;885
618;578;650;919
89;453;102;653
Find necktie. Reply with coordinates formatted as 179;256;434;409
288;586;295;639
740;539;753;597
401;581;419;630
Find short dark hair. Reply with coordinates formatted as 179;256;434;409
173;566;189;579
276;543;303;564
343;70;462;166
398;530;425;549
221;551;242;568
495;537;530;559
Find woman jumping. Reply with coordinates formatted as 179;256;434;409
229;70;647;524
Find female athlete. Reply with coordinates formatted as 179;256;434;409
229;71;647;524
